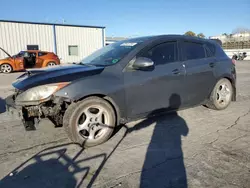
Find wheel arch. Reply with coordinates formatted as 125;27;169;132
222;76;236;101
0;62;14;72
42;59;57;67
213;75;236;101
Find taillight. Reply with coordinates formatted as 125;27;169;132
53;54;59;59
232;59;236;65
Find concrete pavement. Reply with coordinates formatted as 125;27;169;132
0;61;249;188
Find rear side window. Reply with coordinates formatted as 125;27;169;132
38;52;48;56
183;42;205;60
206;43;216;56
142;42;178;65
204;46;213;57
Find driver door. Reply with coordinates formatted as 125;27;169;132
124;41;186;117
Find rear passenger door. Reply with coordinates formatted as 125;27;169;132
181;41;217;106
36;52;46;68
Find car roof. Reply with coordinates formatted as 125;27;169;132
122;34;216;45
26;50;54;53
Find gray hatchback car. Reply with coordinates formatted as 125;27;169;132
6;35;236;147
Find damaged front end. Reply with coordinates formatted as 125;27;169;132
5;82;71;131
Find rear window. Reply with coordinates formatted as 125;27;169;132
38;52;48;56
183;42;206;60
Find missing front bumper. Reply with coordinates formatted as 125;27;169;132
5;94;36;130
5;94;67;131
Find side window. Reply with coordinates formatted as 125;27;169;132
183;42;205;60
38;52;48;56
30;52;36;57
23;51;30;58
141;42;177;65
207;43;216;55
204;46;213;57
16;51;25;58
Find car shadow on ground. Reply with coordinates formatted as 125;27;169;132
0;97;6;114
0;94;188;188
128;93;189;188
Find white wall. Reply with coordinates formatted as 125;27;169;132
0;22;54;58
55;26;104;63
224;49;250;60
0;21;105;63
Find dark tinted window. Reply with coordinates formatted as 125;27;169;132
38;52;48;56
16;51;25;58
205;46;213;57
183;42;205;60
206;43;216;56
142;42;177;65
27;45;39;50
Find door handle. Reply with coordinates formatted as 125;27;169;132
209;62;215;68
172;69;180;75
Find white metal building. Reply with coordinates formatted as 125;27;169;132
0;20;105;63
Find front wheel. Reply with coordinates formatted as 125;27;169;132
63;97;116;147
206;78;233;110
0;63;13;73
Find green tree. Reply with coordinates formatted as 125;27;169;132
184;31;196;36
197;33;205;38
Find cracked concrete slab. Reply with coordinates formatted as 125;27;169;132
0;61;250;188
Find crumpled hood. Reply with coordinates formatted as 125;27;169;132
13;64;105;91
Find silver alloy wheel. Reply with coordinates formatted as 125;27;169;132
77;105;111;141
1;64;12;73
216;83;231;106
47;62;56;66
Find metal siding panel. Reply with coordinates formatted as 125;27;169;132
55;26;103;63
0;22;54;59
0;22;104;62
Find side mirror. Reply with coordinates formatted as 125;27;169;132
132;57;154;70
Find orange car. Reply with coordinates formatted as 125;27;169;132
0;48;60;73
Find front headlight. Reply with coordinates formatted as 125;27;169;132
16;82;70;103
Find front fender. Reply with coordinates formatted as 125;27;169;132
0;59;17;70
54;73;127;119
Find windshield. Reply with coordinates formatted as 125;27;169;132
13;51;25;58
80;38;148;66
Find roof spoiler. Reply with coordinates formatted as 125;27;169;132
210;39;222;46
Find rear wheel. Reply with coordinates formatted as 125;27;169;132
206;78;233;110
0;63;13;73
47;62;56;67
63;97;116;147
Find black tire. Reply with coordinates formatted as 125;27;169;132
206;78;233;110
63;96;116;147
0;63;13;73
